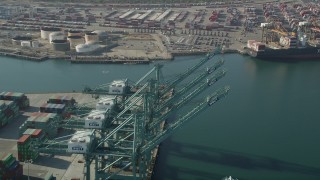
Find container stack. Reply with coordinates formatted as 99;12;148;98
40;103;66;115
17;134;39;161
0;92;30;109
23;128;48;144
19;112;59;138
0;153;23;179
0;100;19;127
47;95;76;119
47;95;76;107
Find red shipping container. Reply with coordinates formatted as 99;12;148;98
17;134;30;144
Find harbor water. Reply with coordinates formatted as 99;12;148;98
1;55;320;180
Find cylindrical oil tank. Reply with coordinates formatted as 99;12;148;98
52;39;70;51
49;32;65;43
67;36;84;49
41;27;62;40
12;36;32;46
68;30;82;37
21;41;31;47
92;30;108;41
75;43;100;53
85;32;99;44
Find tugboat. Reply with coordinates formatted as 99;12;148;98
222;176;239;180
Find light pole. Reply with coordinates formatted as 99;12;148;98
24;159;33;180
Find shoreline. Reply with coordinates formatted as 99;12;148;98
0;48;246;63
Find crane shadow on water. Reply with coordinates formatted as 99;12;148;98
155;138;320;179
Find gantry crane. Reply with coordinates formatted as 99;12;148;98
34;47;230;180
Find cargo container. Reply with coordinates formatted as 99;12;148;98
0;91;29;109
19;113;59;138
0;153;23;179
0;100;19;127
47;95;76;107
40;103;66;114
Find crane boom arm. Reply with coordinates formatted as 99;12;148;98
96;114;134;147
159;47;221;96
156;59;224;113
120;82;149;109
149;70;226;130
141;86;230;153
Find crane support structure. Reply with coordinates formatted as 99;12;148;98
33;47;230;180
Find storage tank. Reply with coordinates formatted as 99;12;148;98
21;41;31;47
92;30;108;41
75;43;100;53
84;32;99;44
12;36;32;46
67;36;84;49
49;32;65;43
41;27;62;40
68;30;82;37
52;39;70;51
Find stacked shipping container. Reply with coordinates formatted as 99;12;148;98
0;100;19;127
47;95;76;107
19;112;59;138
0;92;30;109
17;134;39;161
0;153;23;180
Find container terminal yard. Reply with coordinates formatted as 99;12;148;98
0;46;230;179
0;0;319;179
1;0;318;63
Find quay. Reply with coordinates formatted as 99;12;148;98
70;59;150;64
0;51;48;62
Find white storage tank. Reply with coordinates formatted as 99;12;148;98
49;32;65;43
67;36;84;49
75;43;100;53
67;130;93;154
108;80;128;95
41;27;62;40
21;41;31;47
85;32;99;44
84;110;107;129
96;97;115;111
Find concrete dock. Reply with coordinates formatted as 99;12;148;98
0;93;95;180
